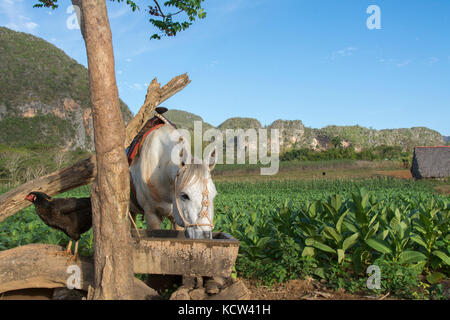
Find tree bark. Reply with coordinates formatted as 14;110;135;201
78;0;134;299
0;74;190;224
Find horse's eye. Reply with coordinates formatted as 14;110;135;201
180;193;190;201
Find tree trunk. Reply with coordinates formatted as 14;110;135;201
79;0;133;299
0;74;190;224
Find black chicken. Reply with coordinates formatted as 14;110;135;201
25;191;92;260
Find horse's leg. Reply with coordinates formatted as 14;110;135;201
145;211;162;230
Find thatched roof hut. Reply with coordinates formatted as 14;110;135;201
411;146;450;179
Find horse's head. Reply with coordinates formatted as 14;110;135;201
172;148;217;239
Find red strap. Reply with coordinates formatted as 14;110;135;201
128;123;165;165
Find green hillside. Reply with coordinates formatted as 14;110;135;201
218;117;262;131
0;27;132;150
164;109;214;132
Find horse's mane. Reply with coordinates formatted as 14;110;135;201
177;163;209;191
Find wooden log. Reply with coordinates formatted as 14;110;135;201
0;244;93;293
125;74;191;146
0;157;96;224
0;244;159;300
0;74;190;224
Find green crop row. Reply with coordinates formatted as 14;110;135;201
213;178;449;298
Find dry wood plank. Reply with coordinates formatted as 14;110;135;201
0;244;159;300
0;74;190;224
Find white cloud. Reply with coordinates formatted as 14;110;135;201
126;58;132;62
330;47;358;61
109;6;129;19
128;83;144;90
0;0;39;33
5;22;18;30
336;47;358;57
209;60;219;67
426;57;439;66
397;59;412;67
24;21;38;30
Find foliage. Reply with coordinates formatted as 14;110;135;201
281;145;411;162
213;178;449;298
0;143;91;187
34;0;206;40
1;178;448;299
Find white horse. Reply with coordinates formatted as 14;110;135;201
129;124;217;239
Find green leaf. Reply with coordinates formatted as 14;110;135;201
426;272;445;285
352;247;363;274
342;233;359;251
410;261;427;275
330;194;342;212
410;235;428;250
336;209;350;234
361;190;370;209
306;238;335;254
337;249;345;264
398;251;427;264
343;221;357;233
432;251;450;266
365;238;392;255
365;221;379;240
301;246;315;257
313;267;326;279
322;226;342;243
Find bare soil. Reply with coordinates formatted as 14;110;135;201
372;170;413;179
241;278;391;300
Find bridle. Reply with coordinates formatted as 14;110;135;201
173;165;214;230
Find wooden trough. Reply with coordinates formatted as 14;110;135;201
132;230;239;278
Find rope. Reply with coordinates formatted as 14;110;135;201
173;167;214;230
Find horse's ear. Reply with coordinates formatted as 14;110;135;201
208;148;217;171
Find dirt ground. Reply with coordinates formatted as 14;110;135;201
242;278;390;300
213;165;415;183
372;170;413;179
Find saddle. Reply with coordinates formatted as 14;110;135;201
126;107;177;165
127;107;177;213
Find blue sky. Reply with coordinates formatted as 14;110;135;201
1;0;449;135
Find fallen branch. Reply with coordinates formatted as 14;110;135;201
0;74;190;224
0;244;159;300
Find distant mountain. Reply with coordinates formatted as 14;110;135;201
314;125;444;152
218;117;262;130
164;109;214;132
161;111;445;152
0;27;132;151
443;136;450;145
